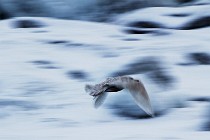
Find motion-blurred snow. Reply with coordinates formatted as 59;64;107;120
0;1;210;140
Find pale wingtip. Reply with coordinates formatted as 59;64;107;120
149;112;155;118
145;109;155;117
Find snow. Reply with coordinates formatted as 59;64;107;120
1;4;210;139
115;4;210;29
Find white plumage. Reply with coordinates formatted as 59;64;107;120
85;76;154;117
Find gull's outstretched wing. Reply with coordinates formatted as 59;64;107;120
93;92;108;108
115;77;154;117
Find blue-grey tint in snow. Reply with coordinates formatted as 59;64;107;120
1;1;210;139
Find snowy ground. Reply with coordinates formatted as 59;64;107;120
0;5;210;140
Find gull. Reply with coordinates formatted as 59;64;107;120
85;76;154;117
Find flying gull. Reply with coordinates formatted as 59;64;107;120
85;76;154;117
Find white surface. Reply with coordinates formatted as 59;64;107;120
0;11;210;140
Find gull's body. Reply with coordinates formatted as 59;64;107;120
85;76;154;117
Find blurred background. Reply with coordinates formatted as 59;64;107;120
1;0;210;21
0;0;210;139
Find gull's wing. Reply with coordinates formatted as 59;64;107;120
116;77;154;117
85;83;109;108
93;92;108;108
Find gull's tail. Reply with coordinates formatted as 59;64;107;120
85;84;94;93
85;84;108;108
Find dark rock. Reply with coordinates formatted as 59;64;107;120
96;1;147;15
202;104;210;131
111;57;162;76
111;108;153;119
66;43;84;47
47;40;90;49
0;9;10;20
109;104;164;119
12;19;46;28
111;57;175;87
48;40;69;44
177;62;196;66
123;28;169;36
122;38;140;41
0;3;11;20
180;16;210;30
32;30;48;33
203;121;210;131
127;111;164;119
0;100;40;110
147;70;174;86
151;30;170;36
46;40;86;48
40;66;60;69
129;21;164;28
30;60;60;69
31;60;52;65
176;0;195;3
168;13;190;17
66;70;89;80
189;97;210;102
189;52;210;65
124;28;154;34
